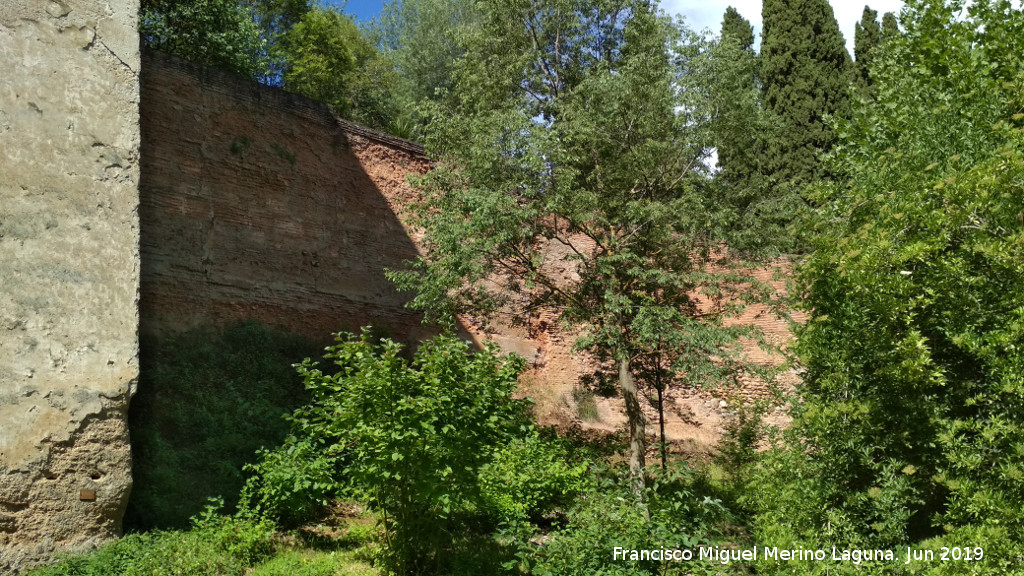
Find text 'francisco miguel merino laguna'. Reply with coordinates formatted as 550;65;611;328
612;546;984;565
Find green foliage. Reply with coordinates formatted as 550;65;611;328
126;322;315;530
278;7;398;130
854;6;882;95
140;0;269;78
505;463;726;576
882;11;901;37
26;506;277;576
478;431;589;523
249;547;377;576
242;436;343;527
369;0;482;138
572;388;601;422
245;330;529;574
715;398;768;484
720;6;754;52
390;0;776;498
760;0;852;187
697;17;792;254
750;0;1024;566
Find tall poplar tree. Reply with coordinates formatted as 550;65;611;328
760;0;852;187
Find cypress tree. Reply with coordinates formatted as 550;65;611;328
714;7;760;190
881;11;900;37
760;0;852;186
854;6;882;93
721;6;755;52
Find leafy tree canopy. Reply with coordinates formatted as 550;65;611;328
750;0;1024;566
368;0;482;137
139;0;269;77
391;0;776;498
278;6;398;130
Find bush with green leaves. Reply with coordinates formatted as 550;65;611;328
478;430;589;523
748;1;1024;570
505;462;727;576
241;436;344;527
140;0;269;78
244;330;530;574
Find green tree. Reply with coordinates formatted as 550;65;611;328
720;5;754;51
715;6;759;190
760;0;852;187
248;332;529;575
139;0;268;77
704;9;791;254
881;11;900;36
853;5;882;95
369;0;482;137
391;0;772;499
249;0;311;80
749;1;1024;568
278;7;397;130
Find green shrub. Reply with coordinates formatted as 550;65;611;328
241;436;344;526
505;462;726;576
247;330;530;575
572;388;600;422
478;431;589;523
127;322;317;529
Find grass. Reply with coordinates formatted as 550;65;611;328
572;388;600;422
25;510;379;576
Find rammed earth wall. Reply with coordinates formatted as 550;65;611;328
139;50;434;343
0;1;140;573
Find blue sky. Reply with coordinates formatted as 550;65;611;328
328;0;906;56
326;0;385;23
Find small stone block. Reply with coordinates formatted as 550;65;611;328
79;489;96;502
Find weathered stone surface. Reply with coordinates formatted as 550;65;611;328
0;0;139;573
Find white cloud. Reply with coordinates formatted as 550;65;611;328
660;0;906;57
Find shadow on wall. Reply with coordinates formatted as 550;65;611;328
130;50;467;528
138;49;439;344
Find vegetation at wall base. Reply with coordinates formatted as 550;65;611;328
126;322;317;530
24;503;378;576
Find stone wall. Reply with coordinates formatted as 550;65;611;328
0;11;797;570
0;1;140;573
139;50;433;344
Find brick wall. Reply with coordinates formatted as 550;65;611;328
140;50;433;343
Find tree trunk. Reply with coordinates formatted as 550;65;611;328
656;343;667;471
619;355;647;501
657;379;667;471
